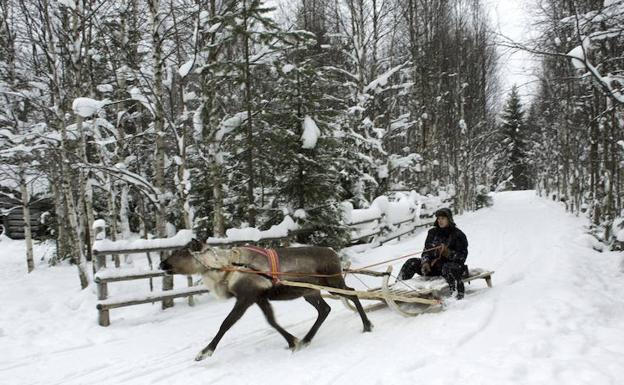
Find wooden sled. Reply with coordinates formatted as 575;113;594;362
282;265;494;317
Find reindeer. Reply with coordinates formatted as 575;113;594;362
159;240;373;361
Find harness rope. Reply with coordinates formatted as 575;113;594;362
347;246;441;272
190;245;444;281
344;246;442;290
240;245;281;283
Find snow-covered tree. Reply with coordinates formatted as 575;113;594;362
496;86;532;191
524;0;624;244
261;31;350;246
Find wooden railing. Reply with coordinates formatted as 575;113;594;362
346;209;436;246
92;242;212;327
91;232;294;326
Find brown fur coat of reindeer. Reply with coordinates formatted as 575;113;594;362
159;240;373;361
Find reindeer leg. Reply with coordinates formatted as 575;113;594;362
333;287;373;333
195;298;253;361
256;298;300;351
301;293;331;346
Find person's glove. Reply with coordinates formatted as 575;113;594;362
421;262;431;275
438;244;449;258
448;251;465;263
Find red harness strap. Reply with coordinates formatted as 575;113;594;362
241;246;281;284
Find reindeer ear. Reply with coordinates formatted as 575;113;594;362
189;238;204;252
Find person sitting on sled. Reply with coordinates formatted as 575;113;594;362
397;208;469;299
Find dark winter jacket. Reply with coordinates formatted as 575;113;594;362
422;221;468;265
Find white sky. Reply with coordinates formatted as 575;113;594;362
486;0;540;102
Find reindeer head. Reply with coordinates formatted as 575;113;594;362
160;240;232;275
159;239;207;275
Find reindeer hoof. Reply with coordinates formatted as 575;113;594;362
289;338;303;352
363;323;374;332
195;349;214;361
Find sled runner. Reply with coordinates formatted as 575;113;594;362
281;265;494;317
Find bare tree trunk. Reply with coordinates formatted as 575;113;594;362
149;0;173;307
59;135;90;289
242;0;256;227
75;115;95;261
211;160;225;236
19;166;34;273
51;176;69;259
119;185;132;264
105;177;120;267
37;0;91;288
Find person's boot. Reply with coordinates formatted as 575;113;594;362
397;259;420;281
444;275;456;292
456;280;465;300
397;266;410;281
396;266;410;282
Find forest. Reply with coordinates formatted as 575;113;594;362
2;0;624;286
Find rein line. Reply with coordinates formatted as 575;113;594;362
189;246;443;280
348;246;440;272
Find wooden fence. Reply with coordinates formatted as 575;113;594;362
92;242;211;326
347;206;437;246
92;233;293;326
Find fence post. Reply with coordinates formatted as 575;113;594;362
187;276;195;306
161;250;174;309
95;250;109;325
92;220;110;326
378;213;386;238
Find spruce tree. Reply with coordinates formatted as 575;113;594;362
496;86;532;190
261;32;350;247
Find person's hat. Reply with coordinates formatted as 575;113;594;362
434;207;455;225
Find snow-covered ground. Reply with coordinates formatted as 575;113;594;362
2;191;624;385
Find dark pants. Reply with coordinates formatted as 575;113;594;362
397;257;466;295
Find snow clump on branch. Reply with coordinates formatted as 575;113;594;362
301;115;320;149
72;97;107;118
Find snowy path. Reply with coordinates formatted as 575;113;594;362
2;191;624;385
